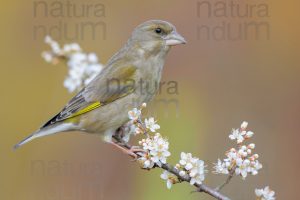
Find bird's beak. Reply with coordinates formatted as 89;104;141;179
165;31;187;46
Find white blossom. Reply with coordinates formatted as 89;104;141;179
250;160;263;175
214;122;262;179
235;158;250;178
42;52;53;63
121;123;142;143
179;152;194;169
64;52;101;92
213;159;229;174
138;133;170;168
229;121;254;144
149;133;171;166
121;109;146;142
145;117;160;132
177;152;206;185
160;170;177;189
229;128;245;143
189;160;206;185
128;108;141;120
42;36;103;93
138;154;155;169
245;131;254;138
248;143;255;149
255;186;276;200
44;35;61;54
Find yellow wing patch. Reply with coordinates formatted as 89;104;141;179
68;101;101;119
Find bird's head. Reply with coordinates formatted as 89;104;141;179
130;20;186;54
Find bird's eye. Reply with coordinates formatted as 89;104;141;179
155;28;162;34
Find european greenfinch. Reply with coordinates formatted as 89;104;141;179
14;20;186;149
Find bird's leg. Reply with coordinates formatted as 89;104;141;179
109;141;138;159
115;126;125;139
111;128;146;160
109;141;147;160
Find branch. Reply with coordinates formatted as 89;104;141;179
113;135;231;200
216;167;235;191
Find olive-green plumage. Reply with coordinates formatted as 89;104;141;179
15;20;186;149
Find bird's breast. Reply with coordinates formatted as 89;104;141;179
134;55;164;99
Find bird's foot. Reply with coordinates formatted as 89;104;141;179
110;142;145;160
129;146;147;161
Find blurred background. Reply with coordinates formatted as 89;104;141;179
1;0;300;199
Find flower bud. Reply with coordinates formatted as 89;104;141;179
241;121;248;129
248;143;255;149
246;131;254;138
247;149;252;154
142;103;147;108
179;170;186;176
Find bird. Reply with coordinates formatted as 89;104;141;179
14;20;186;152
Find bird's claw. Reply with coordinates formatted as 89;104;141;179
129;146;146;161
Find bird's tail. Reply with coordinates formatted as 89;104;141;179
14;123;76;150
14;133;37;150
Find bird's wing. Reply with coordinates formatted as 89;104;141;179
41;65;137;128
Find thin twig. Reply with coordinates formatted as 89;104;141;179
215;167;236;191
112;135;231;200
